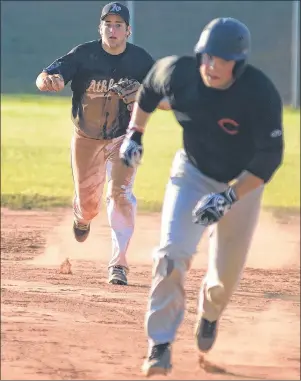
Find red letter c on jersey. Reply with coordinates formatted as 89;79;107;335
218;118;240;135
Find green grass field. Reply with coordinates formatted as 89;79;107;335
1;94;300;213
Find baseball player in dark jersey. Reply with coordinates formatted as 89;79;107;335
118;18;284;375
36;2;169;286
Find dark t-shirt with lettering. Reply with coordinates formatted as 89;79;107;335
44;40;154;139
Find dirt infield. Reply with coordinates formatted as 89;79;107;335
1;207;300;380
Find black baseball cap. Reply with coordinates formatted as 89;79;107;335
101;2;130;25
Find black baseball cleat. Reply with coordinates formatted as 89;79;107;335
73;221;90;243
108;266;128;285
142;343;172;377
195;317;218;352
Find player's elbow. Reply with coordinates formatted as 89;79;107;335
266;151;283;183
246;149;283;184
157;98;172;111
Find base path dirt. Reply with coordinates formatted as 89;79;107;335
1;207;300;380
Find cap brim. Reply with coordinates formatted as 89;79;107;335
101;12;128;23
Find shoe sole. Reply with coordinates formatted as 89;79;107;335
74;234;89;243
142;365;171;377
73;225;90;243
108;278;127;285
195;319;218;353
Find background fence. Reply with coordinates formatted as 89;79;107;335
1;1;299;106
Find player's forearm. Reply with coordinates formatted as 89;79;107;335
230;171;264;200
128;102;152;132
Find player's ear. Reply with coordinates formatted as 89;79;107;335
98;21;103;37
126;25;132;38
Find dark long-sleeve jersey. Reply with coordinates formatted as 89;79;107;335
44;40;154;140
137;56;284;184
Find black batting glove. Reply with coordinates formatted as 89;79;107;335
192;187;238;226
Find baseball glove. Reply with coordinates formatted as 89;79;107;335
107;78;140;111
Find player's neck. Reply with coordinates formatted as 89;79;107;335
220;79;235;89
102;41;127;56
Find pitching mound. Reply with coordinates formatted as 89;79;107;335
1;207;300;380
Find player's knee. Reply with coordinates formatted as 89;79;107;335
152;244;192;281
106;185;136;206
152;255;173;278
206;284;226;305
153;244;193;265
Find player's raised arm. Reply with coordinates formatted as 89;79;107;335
36;45;81;92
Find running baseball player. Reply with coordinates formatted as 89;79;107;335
119;18;284;375
36;2;169;286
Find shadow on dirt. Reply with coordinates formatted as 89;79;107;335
198;354;265;380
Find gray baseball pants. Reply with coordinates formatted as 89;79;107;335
146;149;263;345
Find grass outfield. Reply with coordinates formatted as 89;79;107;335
1;94;300;213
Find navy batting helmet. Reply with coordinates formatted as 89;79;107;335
194;18;251;77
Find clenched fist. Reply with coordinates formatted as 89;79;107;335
36;73;65;92
192;187;237;226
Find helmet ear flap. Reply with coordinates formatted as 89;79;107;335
233;60;246;79
196;53;202;67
